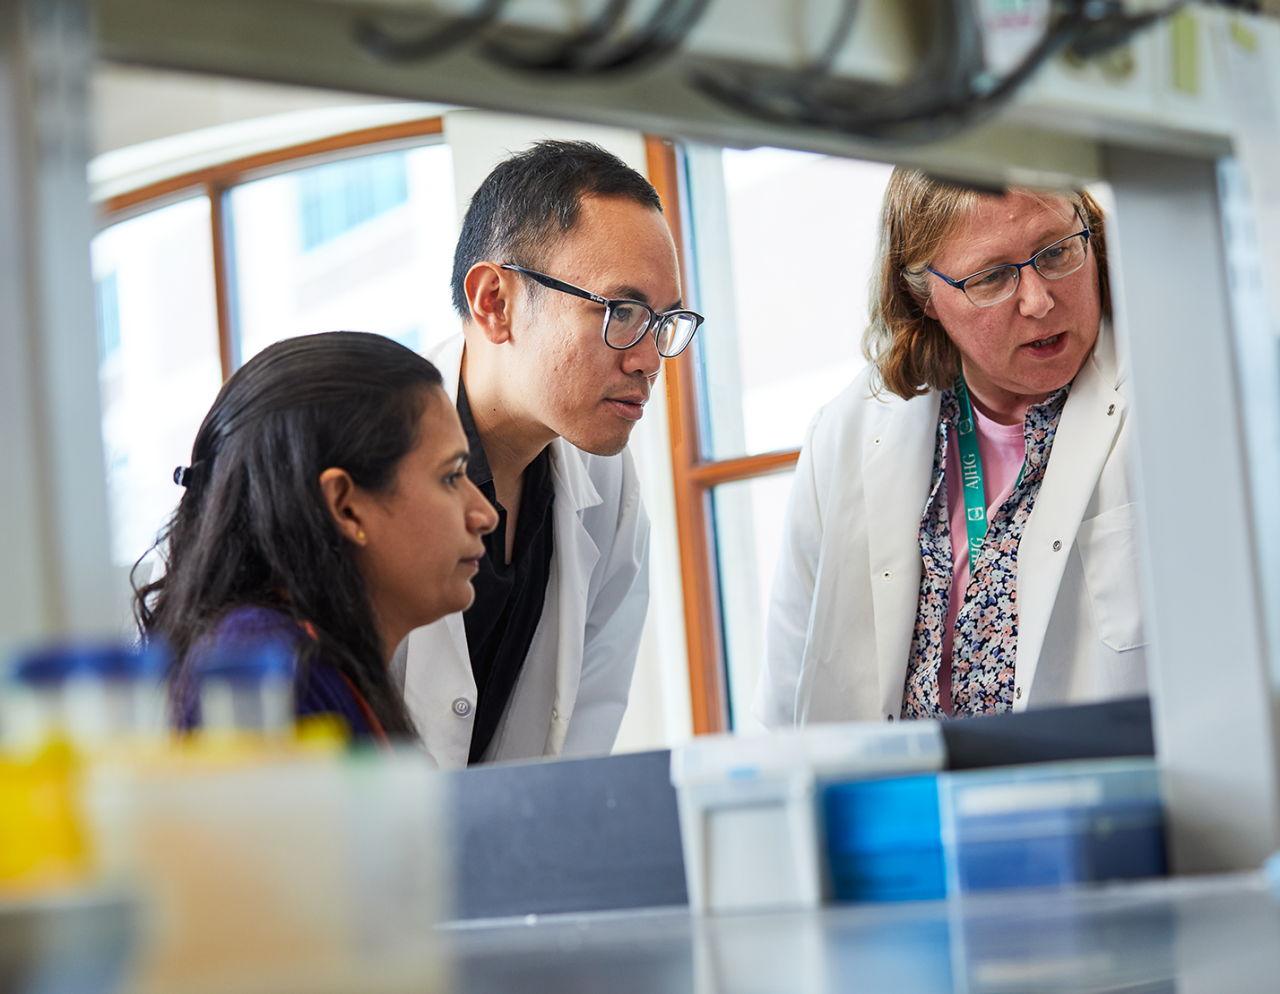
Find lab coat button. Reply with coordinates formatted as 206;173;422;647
1107;404;1116;416
873;436;882;445
882;570;892;581
1016;686;1023;700
451;697;472;717
1052;540;1062;551
551;708;559;720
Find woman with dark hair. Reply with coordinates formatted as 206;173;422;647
758;170;1145;728
136;331;498;742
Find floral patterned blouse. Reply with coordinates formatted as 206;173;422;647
901;385;1069;719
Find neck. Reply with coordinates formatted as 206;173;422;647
960;365;1048;425
461;347;556;496
377;618;406;667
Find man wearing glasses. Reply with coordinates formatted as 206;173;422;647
395;140;702;769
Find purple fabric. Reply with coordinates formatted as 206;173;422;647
173;604;373;738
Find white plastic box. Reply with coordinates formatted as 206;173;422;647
670;721;946;914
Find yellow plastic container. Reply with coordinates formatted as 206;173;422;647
0;740;90;891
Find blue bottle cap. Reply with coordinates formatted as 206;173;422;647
197;638;294;685
15;641;169;685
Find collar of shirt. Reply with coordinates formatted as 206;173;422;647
456;375;494;490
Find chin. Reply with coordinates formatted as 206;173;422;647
563;426;634;457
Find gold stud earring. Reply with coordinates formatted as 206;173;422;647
356;529;366;541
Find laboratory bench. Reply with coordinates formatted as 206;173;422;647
446;872;1280;994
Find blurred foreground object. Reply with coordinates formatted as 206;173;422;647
1;639;448;994
86;748;448;994
0;890;137;994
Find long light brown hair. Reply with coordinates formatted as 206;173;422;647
863;168;1110;400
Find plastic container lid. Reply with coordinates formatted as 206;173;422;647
671;721;947;788
15;642;169;685
197;638;294;684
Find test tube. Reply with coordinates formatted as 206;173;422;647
6;642;170;753
196;639;294;740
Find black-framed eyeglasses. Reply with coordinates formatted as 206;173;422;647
500;264;704;358
925;217;1092;308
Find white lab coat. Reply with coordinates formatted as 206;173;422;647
393;334;651;769
756;324;1147;728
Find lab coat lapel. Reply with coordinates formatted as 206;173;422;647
401;613;476;769
399;334;477;769
1016;334;1125;702
541;438;602;754
862;392;940;718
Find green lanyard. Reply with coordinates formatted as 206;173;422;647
953;374;1025;562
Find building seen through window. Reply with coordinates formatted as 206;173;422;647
92;137;458;569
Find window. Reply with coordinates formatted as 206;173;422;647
298;151;410;250
227;143;456;365
94;117;455;568
651;139;893;733
92;197;224;568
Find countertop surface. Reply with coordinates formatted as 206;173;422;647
445;872;1280;994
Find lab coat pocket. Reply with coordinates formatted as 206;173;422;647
1076;502;1146;652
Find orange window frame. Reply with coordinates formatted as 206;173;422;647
101;116;447;382
644;137;800;736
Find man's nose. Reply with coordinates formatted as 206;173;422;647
622;327;662;378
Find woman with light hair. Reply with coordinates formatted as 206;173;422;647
757;168;1145;726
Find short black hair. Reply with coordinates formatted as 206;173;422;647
450;140;663;318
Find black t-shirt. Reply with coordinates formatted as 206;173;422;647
457;378;556;764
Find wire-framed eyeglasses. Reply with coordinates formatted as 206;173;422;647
925;220;1092;308
501;264;704;358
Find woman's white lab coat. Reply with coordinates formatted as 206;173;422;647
755;324;1148;728
393;334;651;769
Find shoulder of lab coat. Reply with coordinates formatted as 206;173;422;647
394;333;651;769
755;323;1145;729
755;365;937;729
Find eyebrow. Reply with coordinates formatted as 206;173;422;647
605;284;684;312
967;217;1081;273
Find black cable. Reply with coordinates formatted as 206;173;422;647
692;0;1181;145
354;0;508;63
691;0;979;142
810;0;863;76
482;0;631;72
483;0;712;75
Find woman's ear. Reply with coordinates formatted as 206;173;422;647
464;262;514;345
319;468;368;546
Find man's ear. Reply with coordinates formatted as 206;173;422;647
319;468;368;546
464;262;515;346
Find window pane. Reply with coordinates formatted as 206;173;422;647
228;143;459;365
92;196;224;567
712;471;795;733
687;145;893;461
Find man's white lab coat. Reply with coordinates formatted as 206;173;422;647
756;324;1147;728
394;334;650;769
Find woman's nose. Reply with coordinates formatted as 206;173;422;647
1017;270;1055;319
467;481;499;535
